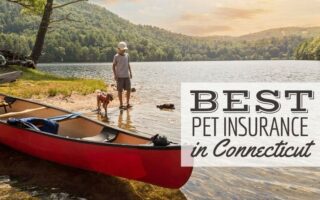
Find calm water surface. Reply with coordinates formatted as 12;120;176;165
38;61;320;200
9;61;320;199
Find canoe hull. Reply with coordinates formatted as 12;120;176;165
0;123;193;188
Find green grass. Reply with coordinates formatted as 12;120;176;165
0;66;107;98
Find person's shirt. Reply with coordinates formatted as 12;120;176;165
113;53;129;78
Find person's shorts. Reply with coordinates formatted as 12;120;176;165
117;78;131;92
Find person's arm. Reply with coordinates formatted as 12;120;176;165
129;63;132;79
112;63;117;80
112;56;117;80
128;54;132;79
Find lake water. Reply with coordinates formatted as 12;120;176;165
37;61;320;200
13;61;320;199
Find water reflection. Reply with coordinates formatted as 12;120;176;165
96;112;110;123
118;109;135;132
95;108;136;132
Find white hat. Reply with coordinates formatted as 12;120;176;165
118;41;128;50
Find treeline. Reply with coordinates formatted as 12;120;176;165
38;32;308;62
295;37;320;60
0;1;318;62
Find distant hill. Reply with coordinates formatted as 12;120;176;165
0;0;319;62
238;27;320;41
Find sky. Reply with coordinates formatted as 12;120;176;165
90;0;320;36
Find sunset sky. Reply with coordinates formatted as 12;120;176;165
90;0;320;36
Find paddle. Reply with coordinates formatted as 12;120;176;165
0;107;46;118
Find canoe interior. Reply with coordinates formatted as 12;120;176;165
0;95;150;145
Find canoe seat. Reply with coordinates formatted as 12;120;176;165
0;101;10;113
82;127;118;142
0;96;16;113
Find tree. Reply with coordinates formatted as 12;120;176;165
7;0;86;65
295;37;320;60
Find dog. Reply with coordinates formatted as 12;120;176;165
97;92;114;115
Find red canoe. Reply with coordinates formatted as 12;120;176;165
0;94;193;188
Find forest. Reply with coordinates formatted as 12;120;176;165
1;0;320;62
295;37;320;60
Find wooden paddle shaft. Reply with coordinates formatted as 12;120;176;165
0;107;46;118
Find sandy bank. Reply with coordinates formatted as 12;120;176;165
30;87;140;114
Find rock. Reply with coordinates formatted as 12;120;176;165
30;191;40;197
21;59;36;69
0;49;35;68
157;104;175;110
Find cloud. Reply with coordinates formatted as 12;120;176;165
90;0;320;36
176;25;233;36
101;0;142;4
215;7;266;19
181;7;267;22
171;6;268;36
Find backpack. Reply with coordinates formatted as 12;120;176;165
7;117;59;134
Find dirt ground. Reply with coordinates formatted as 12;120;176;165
30;86;140;113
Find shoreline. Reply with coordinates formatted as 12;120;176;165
37;60;313;64
0;66;106;98
29;86;139;114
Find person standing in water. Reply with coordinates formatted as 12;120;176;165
113;41;133;109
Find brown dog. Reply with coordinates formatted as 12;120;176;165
97;92;114;115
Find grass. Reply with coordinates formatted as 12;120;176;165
0;66;106;98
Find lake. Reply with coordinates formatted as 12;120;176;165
40;61;320;199
38;61;320;199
